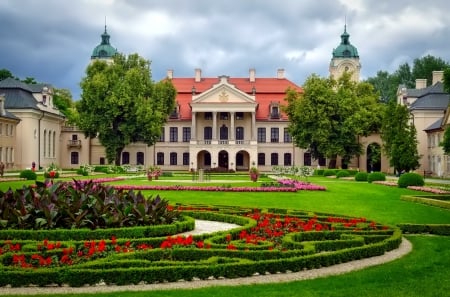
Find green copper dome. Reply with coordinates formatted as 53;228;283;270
332;26;359;58
91;26;117;59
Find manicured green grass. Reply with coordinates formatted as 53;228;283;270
1;174;449;296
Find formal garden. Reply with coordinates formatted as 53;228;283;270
0;166;449;297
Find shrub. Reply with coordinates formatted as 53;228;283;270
354;172;368;181
19;169;37;180
398;172;424;188
323;169;337;177
314;169;325;176
367;172;386;183
336;170;350;178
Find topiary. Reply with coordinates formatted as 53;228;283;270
336;170;350;178
19;169;37;180
354;172;368;182
398;172;425;188
323;169;337;176
367;171;386;183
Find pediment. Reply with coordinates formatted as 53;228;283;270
191;76;256;105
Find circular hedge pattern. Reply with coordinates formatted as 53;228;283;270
0;205;401;287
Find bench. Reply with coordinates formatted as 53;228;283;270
423;170;433;178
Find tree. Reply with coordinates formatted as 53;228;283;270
0;69;14;81
380;101;420;173
77;53;176;165
365;70;397;103
412;55;449;86
53;88;79;125
441;126;450;154
284;72;383;168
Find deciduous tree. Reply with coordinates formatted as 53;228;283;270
284;72;382;168
77;53;176;165
380;101;420;173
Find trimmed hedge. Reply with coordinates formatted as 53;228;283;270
367;172;386;183
398;172;424;188
336;170;350;178
398;223;450;235
19;169;37;180
0;206;401;288
354;172;368;182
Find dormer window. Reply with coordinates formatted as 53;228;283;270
42;95;47;105
169;103;180;119
269;102;280;119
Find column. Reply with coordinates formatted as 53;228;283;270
252;112;256;141
191;112;196;140
230;112;235;140
212;111;217;140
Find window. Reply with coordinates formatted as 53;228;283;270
43;130;47;157
0;123;2;135
5;124;8;136
236;127;244;141
304;152;311;166
204;112;212;120
158;127;165;142
271;153;278;165
258;153;265;166
271;106;280;119
0;147;2;162
100;157;105;165
284;153;292;166
220;125;228;140
220;112;228;120
236;112;244;120
169;127;178;142
122;152;130;164
169;105;179;119
9;125;13;136
271;128;279;143
71;152;79;164
204;127;212;140
136;152;144;165
257;128;266;143
52;131;56;157
48;130;51;157
182;127;191;142
157;152;164;165
183;152;189;165
283;128;292;143
170;152;177;165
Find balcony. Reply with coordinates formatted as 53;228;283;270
270;112;281;119
67;139;82;148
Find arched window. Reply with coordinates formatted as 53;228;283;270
258;153;265;166
43;130;47;157
170;152;177;165
122;152;130;164
136;152;144;165
271;153;278;166
71;152;79;164
157;152;164;165
284;153;292;166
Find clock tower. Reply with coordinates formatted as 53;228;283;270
329;25;360;82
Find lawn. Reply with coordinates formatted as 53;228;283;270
0;174;449;297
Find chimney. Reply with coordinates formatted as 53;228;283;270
432;70;444;85
0;94;5;116
249;68;255;82
167;69;173;79
277;68;285;79
194;68;202;82
415;78;427;89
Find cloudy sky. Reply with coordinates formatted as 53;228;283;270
1;0;449;99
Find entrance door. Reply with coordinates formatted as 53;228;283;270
218;151;229;169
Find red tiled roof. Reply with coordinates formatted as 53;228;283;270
170;77;302;120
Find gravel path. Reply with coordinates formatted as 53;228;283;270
0;221;412;295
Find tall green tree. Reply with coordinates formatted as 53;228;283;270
365;70;397;103
53;88;79;125
77;53;176;165
284;72;382;168
381;101;420;173
412;55;449;86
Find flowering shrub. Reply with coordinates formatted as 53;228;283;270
43;163;61;179
276;179;326;191
114;184;298;192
